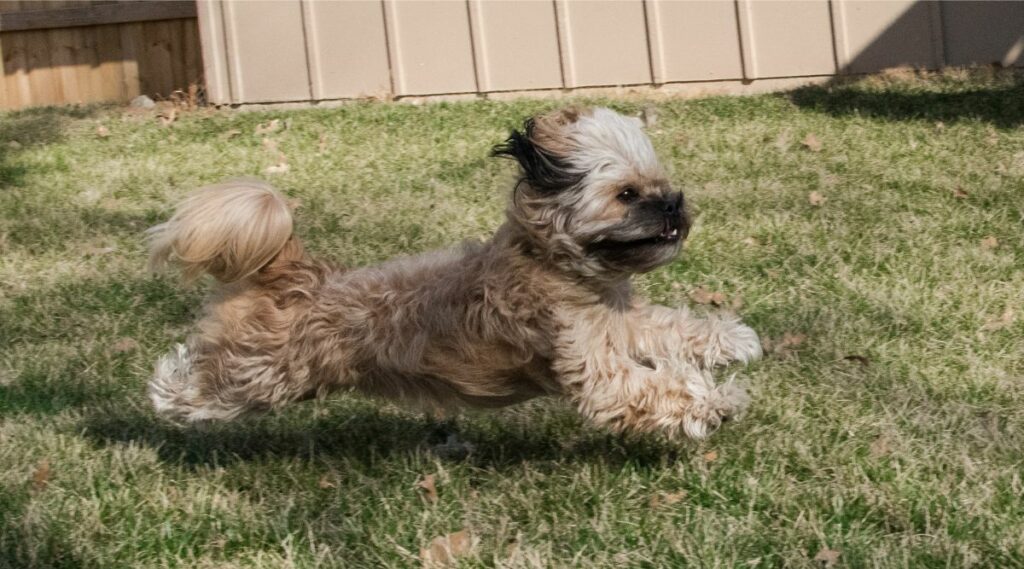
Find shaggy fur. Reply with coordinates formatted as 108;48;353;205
148;107;762;439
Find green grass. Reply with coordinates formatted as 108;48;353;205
1;68;1022;568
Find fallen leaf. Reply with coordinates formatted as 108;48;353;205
158;108;177;127
774;131;790;152
648;491;687;508
111;337;140;354
640;105;659;128
729;295;745;311
981;411;1000;438
420;529;472;567
96;125;111;138
84;245;116;256
32;460;50;491
220;129;242;140
934;121;945;131
869;435;890;458
741;237;760;247
417;473;438;504
842;354;870;367
764;268;781;279
952;186;968;199
703;450;719;463
7;140;22;149
980;236;999;250
814;546;840;567
255;119;281;135
764;332;807;358
318;132;329;154
264;163;290;175
801;133;823;152
981;307;1015;331
318;475;336;489
808;191;827;206
690;287;726;306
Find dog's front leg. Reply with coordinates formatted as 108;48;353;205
633;304;762;369
552;316;748;439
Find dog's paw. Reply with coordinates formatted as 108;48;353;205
706;320;762;366
681;376;750;440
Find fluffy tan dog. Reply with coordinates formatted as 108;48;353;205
148;107;761;439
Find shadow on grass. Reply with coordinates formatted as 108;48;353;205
78;399;691;471
0;106;98;187
788;72;1024;128
0;274;198;416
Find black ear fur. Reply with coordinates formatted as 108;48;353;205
492;118;583;193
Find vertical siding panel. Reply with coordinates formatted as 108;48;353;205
384;0;476;96
221;0;310;103
941;1;1024;67
832;0;938;74
556;0;650;88
738;0;835;78
303;0;390;99
196;0;232;104
469;0;562;92
646;0;744;83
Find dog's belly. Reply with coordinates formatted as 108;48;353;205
351;352;558;410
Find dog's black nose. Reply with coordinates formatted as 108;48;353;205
662;193;683;215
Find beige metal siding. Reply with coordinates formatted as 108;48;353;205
833;1;940;74
941;1;1024;67
738;0;836;78
220;0;310;103
385;0;477;95
469;0;562;92
646;0;743;83
303;0;391;99
556;0;650;88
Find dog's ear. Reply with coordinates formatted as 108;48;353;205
492;110;585;193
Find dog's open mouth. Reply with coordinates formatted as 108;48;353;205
592;222;683;251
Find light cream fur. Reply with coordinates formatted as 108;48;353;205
148;179;294;283
149;107;761;440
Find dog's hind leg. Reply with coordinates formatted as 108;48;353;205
150;338;315;423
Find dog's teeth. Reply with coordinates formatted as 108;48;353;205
670;229;679;237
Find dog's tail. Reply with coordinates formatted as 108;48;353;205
148;179;300;283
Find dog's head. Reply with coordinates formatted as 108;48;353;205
494;107;688;279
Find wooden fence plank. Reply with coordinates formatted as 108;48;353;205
0;1;196;32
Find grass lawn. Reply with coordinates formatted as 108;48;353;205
1;68;1022;568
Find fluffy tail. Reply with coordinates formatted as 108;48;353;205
148;179;295;283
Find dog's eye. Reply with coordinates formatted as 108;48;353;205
617;187;639;203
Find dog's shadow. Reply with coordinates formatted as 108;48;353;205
78;399;692;471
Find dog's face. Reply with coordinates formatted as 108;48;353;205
494;107;689;278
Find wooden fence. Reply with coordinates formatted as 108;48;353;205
0;0;201;110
